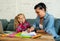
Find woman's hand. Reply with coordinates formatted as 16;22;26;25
37;30;45;33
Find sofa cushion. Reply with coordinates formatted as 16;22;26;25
0;19;8;31
6;19;14;31
54;19;60;35
6;23;14;31
27;19;35;26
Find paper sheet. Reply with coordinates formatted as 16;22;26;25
21;31;36;36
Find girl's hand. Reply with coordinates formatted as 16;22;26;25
27;28;31;33
27;27;34;33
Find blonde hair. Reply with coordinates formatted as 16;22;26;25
14;13;25;30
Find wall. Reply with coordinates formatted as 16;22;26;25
0;0;60;21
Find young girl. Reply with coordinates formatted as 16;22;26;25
14;13;30;33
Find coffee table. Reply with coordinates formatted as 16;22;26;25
0;33;55;41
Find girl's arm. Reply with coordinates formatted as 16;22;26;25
16;26;22;33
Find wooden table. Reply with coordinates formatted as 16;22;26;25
0;33;55;41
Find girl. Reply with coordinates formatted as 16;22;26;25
14;13;30;33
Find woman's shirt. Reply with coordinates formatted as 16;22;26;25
32;13;54;31
39;24;43;30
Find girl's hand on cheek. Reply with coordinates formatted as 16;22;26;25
23;18;25;23
19;20;23;24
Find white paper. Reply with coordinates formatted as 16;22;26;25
21;31;36;36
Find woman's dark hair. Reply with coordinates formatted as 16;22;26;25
34;2;46;11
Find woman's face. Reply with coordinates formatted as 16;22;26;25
18;15;25;23
35;7;45;18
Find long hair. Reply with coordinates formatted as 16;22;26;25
14;13;25;30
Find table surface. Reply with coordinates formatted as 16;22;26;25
0;33;55;41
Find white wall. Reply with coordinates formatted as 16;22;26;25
0;0;60;21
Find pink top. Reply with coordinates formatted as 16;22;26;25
16;21;30;33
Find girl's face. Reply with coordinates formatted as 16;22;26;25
18;15;25;23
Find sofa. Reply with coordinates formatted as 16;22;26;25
0;19;60;35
